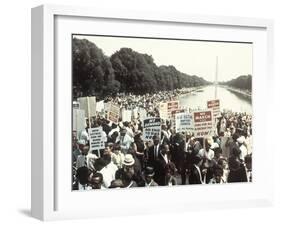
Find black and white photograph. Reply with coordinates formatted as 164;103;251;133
72;34;253;191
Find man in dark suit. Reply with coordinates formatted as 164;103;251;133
154;144;171;186
189;155;204;184
147;134;160;168
170;133;186;184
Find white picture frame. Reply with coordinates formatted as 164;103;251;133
31;4;274;221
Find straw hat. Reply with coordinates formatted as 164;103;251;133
123;154;135;166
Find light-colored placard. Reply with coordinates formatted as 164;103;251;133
106;102;120;124
88;127;105;151
167;100;179;118
159;102;168;119
72;109;85;138
77;96;96;118
175;112;194;133
207;99;221;118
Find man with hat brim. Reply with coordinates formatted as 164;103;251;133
115;154;138;188
144;166;158;187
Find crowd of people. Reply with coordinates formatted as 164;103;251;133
72;104;253;190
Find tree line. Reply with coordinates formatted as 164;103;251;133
73;38;209;99
220;75;252;91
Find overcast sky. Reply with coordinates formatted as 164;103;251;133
74;35;252;82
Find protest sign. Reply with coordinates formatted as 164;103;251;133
207;99;220;118
143;117;161;141
77;96;96;120
88;127;105;152
171;109;185;118
159;102;168;120
122;109;132;122
167;100;179;118
73;109;85;138
175;112;194;133
107;102;120;124
193;110;214;138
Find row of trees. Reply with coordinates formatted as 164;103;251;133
220;75;252;91
73;38;209;99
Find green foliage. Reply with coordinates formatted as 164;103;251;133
221;75;252;91
72;38;209;99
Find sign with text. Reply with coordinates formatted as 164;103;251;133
88;127;105;151
193;110;214;138
107;102;120;124
175;113;194;133
207;99;220;118
167;100;179;118
143;117;161;141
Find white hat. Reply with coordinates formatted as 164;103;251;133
77;139;86;145
210;142;219;150
206;136;214;146
237;136;246;144
123;154;135;166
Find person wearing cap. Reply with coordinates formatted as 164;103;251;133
115;154;138;188
144;166;158;187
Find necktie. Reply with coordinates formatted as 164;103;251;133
84;156;87;167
